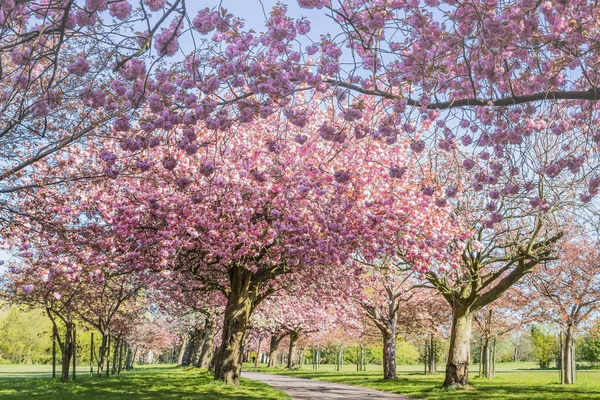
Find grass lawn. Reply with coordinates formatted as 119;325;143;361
243;362;600;399
0;364;290;399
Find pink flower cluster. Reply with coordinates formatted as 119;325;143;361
109;1;132;20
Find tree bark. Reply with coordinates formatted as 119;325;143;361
112;337;120;375
482;337;490;378
443;307;472;388
287;330;300;369
428;333;436;374
254;335;262;368
267;334;285;368
181;334;195;367
213;269;254;386
61;320;73;382
177;335;187;365
98;334;107;375
197;318;215;369
563;326;574;384
190;328;205;367
381;327;397;380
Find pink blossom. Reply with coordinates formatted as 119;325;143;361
410;140;425;153
118;58;146;81
75;10;97;26
67;57;91;76
85;0;108;12
22;284;34;294
334;170;350;184
113;116;130;132
143;0;165;11
389;166;406;179
109;1;132;20
10;47;31;66
192;9;216;34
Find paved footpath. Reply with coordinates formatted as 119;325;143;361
242;371;411;400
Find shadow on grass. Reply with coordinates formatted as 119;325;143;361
244;365;600;400
0;365;288;400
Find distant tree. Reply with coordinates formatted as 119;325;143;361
0;306;52;364
528;238;600;383
530;325;558;369
577;324;600;366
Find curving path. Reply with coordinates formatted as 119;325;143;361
242;371;411;400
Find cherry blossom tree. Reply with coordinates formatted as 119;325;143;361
354;262;421;379
2;257;81;382
472;286;533;378
5;1;600;391
528;237;600;384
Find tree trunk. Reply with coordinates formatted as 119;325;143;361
112;337;120;375
381;327;397;380
190;328;205;367
197;318;215;369
287;330;300;369
117;339;124;374
98;334;107;375
61;320;73;382
483;337;490;378
129;346;137;370
563;326;574;384
181;334;195;366
267;334;284;368
72;325;76;381
213;269;255;386
443;307;472;388
478;344;483;377
254;335;262;368
177;334;188;365
428;333;436;374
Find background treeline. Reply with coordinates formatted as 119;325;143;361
0;304;99;366
5;303;600;371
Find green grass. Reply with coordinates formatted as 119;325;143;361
0;364;290;399
243;362;600;399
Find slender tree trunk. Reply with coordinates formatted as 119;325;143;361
213;268;255;386
106;335;111;377
90;332;94;377
491;337;496;378
112;337;120;375
428;333;436;374
254;335;262;368
483;337;490;378
177;334;187;365
61;320;73;382
563;326;574;384
381;326;397;380
443;307;472;388
98;334;107;375
118;339;124;374
478;343;483;377
181;334;195;367
197;318;215;369
362;345;366;371
267;334;284;368
52;325;57;379
287;330;300;369
130;346;138;370
190;328;205;367
72;325;76;381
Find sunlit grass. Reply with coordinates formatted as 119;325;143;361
244;362;600;399
0;364;290;400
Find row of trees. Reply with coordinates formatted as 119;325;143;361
1;0;600;391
